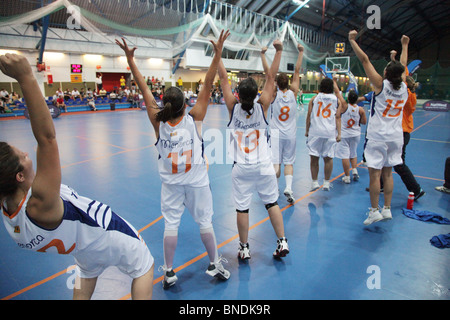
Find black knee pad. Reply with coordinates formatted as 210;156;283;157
265;201;278;210
236;208;249;214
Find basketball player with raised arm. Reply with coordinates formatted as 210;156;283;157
116;30;231;288
333;77;367;183
261;44;304;203
348;30;408;225
219;40;289;260
0;54;154;300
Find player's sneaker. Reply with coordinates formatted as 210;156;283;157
158;266;178;289
342;175;351;184
206;256;230;280
273;237;289;258
283;188;295;203
435;186;450;194
363;208;384;226
380;206;392;220
414;188;426;201
322;180;332;191
238;242;251;260
352;170;360;181
310;180;320;191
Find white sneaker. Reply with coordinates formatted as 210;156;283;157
158;266;178;289
273;237;289;258
283;188;295;203
352;170;360;181
206;256;230;280
322;180;332;191
310;181;320;191
238;242;251;260
342;175;351;184
363;208;384;225
380;206;392;220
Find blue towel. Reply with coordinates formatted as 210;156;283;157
402;208;450;225
430;234;450;249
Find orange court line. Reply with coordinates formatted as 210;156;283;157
1;265;76;300
411;114;441;133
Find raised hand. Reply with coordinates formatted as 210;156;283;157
401;35;410;46
115;37;137;59
297;43;304;52
261;46;268;54
0;54;33;83
210;29;230;56
348;30;358;41
273;39;283;52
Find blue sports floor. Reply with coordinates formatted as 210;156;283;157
0;105;449;300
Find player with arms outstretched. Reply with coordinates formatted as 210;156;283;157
116;30;231;288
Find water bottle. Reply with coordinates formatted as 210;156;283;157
407;192;414;210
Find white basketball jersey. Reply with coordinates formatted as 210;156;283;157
367;80;408;142
1;184;142;255
309;93;339;138
155;113;209;187
227;103;271;164
270;89;298;139
340;104;362;138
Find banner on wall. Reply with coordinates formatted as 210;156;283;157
422;100;449;112
70;74;83;83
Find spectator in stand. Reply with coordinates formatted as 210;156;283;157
98;88;107;97
86;89;97;111
0;88;9;102
96;73;103;91
120;76;126;89
56;95;67;113
177;76;183;88
161;77;165;93
71;88;81;100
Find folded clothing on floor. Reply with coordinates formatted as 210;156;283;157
402;208;450;225
430;234;450;249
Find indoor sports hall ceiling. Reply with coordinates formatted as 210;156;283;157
222;0;450;60
1;0;449;61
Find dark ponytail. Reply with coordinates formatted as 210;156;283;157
385;60;405;91
156;87;185;123
0;142;23;201
240;98;254;116
238;77;258;116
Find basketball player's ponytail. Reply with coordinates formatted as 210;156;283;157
0;142;23;201
156;87;185;123
238;77;258;117
385;60;405;91
156;101;173;123
240;98;254;116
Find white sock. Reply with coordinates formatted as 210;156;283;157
285;175;293;190
200;226;219;264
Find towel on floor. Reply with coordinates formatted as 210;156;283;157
402;208;450;225
430;234;450;249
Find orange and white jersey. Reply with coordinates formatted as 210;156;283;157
367;79;408;142
270;89;298;139
155;113;209;187
309;93;339;138
340;103;362;138
227;102;271;164
1;184;142;255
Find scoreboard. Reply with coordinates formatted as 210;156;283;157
71;64;82;73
